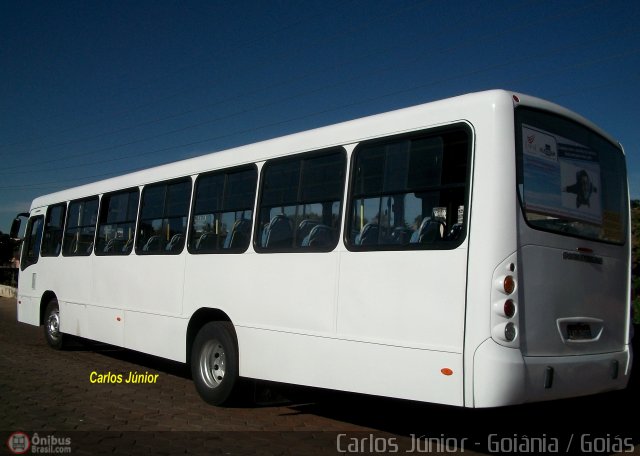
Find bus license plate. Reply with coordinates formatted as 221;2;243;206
567;323;592;340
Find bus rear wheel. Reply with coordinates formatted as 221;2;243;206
191;321;239;406
43;299;65;350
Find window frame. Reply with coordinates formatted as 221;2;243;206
62;196;99;257
135;177;193;256
20;215;44;270
344;123;473;252
187;164;258;255
95;187;140;256
254;147;347;254
41;203;67;257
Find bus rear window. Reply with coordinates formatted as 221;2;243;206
516;108;627;244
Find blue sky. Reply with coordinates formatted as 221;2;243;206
1;0;639;232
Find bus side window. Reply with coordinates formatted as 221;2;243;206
62;197;99;257
188;166;257;254
21;215;44;270
41;203;66;257
256;148;346;252
348;126;469;250
137;178;191;255
96;188;139;256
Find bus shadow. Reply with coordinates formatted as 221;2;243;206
282;385;639;453
65;335;191;379
277;331;640;454
64;325;640;448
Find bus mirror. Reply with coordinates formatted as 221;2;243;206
10;213;29;239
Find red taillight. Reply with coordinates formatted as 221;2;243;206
504;299;516;318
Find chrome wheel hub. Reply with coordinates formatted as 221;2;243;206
47;310;60;339
199;339;226;389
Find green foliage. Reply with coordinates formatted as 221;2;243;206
0;233;13;265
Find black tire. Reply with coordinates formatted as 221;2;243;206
191;321;240;406
43;299;65;350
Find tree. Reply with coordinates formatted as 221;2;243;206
0;232;13;265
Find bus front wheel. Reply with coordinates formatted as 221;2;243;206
43;299;66;350
191;321;239;406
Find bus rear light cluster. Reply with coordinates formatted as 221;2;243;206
491;257;519;347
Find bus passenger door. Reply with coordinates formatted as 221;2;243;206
16;213;44;326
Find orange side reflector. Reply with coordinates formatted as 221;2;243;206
441;368;453;376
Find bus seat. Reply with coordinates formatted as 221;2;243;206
225;219;251;249
445;223;463;241
302;224;332;247
143;235;161;252
165;233;185;252
390;227;412;245
196;232;217;251
296;220;319;246
412;217;444;244
357;223;379;245
264;215;292;248
103;239;115;253
122;238;134;253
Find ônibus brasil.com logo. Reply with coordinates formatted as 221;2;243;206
6;431;72;454
6;432;30;454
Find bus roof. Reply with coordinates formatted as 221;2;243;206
30;89;620;210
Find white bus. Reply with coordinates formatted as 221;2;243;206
12;90;631;407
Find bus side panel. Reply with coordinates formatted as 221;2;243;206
334;248;466;406
56;257;94;307
86;304;125;346
58;301;88;338
337;249;467;354
124;310;186;362
16;295;39;326
94;255;186;317
183;252;340;335
237;326;464;405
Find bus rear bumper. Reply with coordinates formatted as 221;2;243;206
473;339;631;408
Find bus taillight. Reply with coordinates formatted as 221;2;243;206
504;299;516;318
492;321;518;343
503;276;515;294
491;255;520;347
504;322;517;342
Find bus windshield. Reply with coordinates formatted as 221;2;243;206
516;108;628;245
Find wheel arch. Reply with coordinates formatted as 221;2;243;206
186;308;234;365
39;290;58;325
